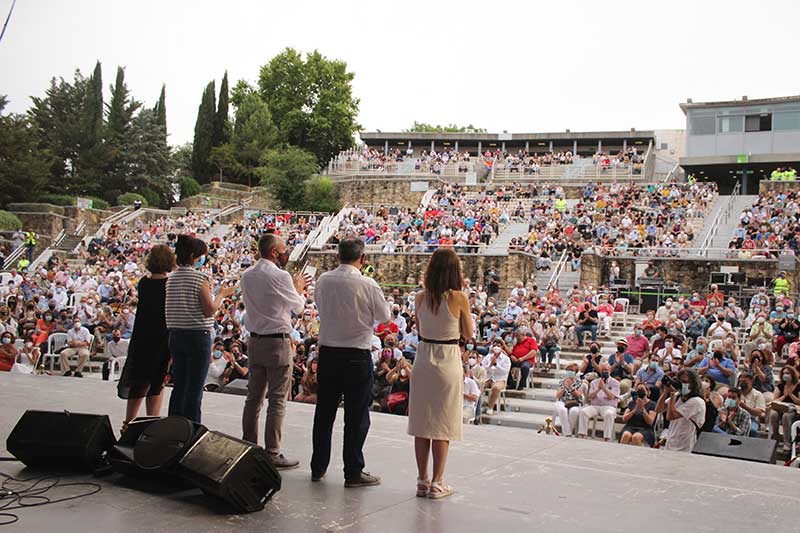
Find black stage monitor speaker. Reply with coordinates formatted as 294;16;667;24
109;416;205;479
692;432;777;464
710;272;728;285
730;272;746;285
7;410;116;471
177;430;281;513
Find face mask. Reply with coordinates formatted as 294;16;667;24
777;307;784;312
1;338;10;345
73;323;81;330
681;383;690;396
491;324;498;330
790;314;796;319
701;381;710;391
492;346;501;354
565;370;576;379
617;346;625;353
393;310;400;316
213;350;223;359
724;398;737;409
468;357;476;366
600;371;610;379
112;336;121;342
590;347;598;354
649;361;658;370
634;329;642;336
194;255;206;268
757;317;765;323
466;344;474;351
783;374;792;382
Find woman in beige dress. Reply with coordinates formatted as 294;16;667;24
408;248;473;499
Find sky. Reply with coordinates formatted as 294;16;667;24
1;0;799;147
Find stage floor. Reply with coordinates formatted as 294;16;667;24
1;373;799;532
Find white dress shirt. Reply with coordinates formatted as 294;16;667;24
482;352;511;382
105;339;129;358
316;264;391;350
67;326;92;346
241;259;305;335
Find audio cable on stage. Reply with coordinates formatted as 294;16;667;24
0;471;102;526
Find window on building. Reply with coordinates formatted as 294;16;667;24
745;113;772;132
774;111;800;131
689;116;715;135
718;115;744;133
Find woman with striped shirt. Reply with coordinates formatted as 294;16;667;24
166;235;235;423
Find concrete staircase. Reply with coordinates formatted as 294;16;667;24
707;194;758;253
485;221;528;255
52;234;84;253
480;315;642;434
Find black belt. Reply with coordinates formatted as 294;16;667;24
250;332;290;339
420;337;460;345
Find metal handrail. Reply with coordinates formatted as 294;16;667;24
698;182;740;257
2;244;25;272
663;162;681;183
546;249;569;290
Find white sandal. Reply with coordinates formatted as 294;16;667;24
428;480;454;500
416;478;431;497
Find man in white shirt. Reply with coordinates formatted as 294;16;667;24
463;365;481;422
482;343;511;415
60;319;93;377
311;238;390;488
656;369;706;452
240;234;308;470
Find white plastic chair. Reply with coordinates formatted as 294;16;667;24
43;332;69;371
612;298;629;327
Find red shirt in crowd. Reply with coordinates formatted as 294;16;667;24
625;334;650;359
375;322;398;340
511;336;539;360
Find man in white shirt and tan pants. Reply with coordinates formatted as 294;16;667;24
241;234;308;469
311;238;390;487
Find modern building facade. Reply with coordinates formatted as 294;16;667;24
680;95;800;194
359;130;655;159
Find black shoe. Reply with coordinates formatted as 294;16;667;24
74;372;83;378
63;370;73;377
344;471;381;488
311;470;326;482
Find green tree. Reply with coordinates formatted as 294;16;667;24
172;142;193;176
191;81;216;183
0;96;53;207
209;143;240;183
178;176;202;199
212;71;231;149
29;70;90;193
77;61;113;196
404;121;487;133
231;93;278;186
230;79;255;110
0;210;23;231
116;192;148;207
303;175;340;212
123;108;173;206
154;84;167;141
258;48;359;165
105;66;142;195
259;145;318;210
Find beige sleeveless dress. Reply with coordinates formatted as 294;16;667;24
407;291;463;441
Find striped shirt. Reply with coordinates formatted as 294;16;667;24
165;267;214;331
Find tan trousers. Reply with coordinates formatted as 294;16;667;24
60;348;90;373
242;336;292;455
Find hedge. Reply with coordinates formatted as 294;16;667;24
6;203;66;216
38;194;76;206
116;193;149;207
0;211;23;231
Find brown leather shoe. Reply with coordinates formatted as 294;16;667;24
344;471;381;488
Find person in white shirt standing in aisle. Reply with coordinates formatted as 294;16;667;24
240;234;308;470
60;318;92;377
311;238;390;488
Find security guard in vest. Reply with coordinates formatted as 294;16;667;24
23;231;36;261
773;271;791;298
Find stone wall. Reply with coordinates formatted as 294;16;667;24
334;179;430;208
306;250;538;298
580;252;798;292
759;180;800;195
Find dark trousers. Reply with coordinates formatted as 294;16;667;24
311;346;373;479
167;330;211;423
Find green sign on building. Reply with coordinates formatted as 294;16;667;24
737;154;749;164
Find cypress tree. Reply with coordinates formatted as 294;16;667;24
154;84;167;141
83;61;103;146
191;81;216;183
212;71;231;148
106;66;141;144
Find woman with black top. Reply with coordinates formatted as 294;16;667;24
619;385;657;447
118;245;175;430
700;375;721;434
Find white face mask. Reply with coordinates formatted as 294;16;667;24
492;346;501;354
468;357;477;367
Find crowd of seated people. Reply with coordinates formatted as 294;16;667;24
330;183;503;253
332;147;474;174
727;190;800;259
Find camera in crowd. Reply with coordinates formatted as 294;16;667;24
661;373;679;389
631;389;646;399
